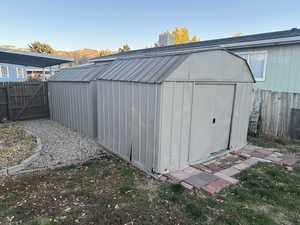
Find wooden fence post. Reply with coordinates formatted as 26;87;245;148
6;86;13;121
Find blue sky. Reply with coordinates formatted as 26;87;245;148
1;0;300;51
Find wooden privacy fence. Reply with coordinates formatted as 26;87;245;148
0;82;49;121
249;89;300;137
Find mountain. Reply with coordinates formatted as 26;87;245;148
0;45;29;51
0;45;115;65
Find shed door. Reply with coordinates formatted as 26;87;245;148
189;84;235;164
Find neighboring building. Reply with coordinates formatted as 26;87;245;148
26;66;61;81
158;31;175;46
0;48;73;82
91;28;300;93
0;63;27;82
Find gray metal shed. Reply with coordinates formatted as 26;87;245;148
48;63;111;138
96;48;255;174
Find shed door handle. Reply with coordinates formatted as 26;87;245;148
212;118;216;124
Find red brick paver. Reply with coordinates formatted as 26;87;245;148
181;181;194;190
161;145;298;195
201;178;231;195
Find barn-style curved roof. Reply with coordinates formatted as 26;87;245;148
49;63;111;82
97;48;255;83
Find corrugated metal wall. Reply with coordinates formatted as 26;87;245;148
230;83;253;149
233;45;300;93
48;82;97;138
157;81;253;173
158;82;193;172
97;80;161;172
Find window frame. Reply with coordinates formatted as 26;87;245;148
0;65;9;78
236;50;268;82
16;67;25;79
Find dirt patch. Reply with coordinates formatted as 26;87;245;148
0;124;37;169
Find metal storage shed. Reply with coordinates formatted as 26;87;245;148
48;63;111;138
96;48;255;174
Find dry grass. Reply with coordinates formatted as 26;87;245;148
0;124;37;169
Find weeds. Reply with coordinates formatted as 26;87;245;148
65;164;77;170
1;153;299;225
119;183;136;194
120;167;134;177
158;184;185;203
185;202;208;221
102;167;112;177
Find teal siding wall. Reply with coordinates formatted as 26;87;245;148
233;45;300;93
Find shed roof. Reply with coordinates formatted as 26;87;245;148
98;53;189;83
0;48;73;67
49;63;111;82
91;28;300;62
98;48;255;83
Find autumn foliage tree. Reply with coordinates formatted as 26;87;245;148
158;28;200;46
98;49;114;56
118;44;131;52
28;41;55;54
191;36;200;42
233;32;243;37
172;28;200;44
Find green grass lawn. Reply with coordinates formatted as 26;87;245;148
0;135;299;225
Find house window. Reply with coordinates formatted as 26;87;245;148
0;65;9;78
16;67;25;78
237;51;267;81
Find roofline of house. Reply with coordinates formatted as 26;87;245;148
89;46;225;62
90;32;300;63
222;36;300;50
0;48;74;62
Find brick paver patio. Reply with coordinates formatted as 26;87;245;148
161;145;299;195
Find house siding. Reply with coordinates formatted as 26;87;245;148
0;63;27;82
233;45;300;93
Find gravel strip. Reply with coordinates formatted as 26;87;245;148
19;119;106;169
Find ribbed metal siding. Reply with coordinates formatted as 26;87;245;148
230;83;253;149
158;81;253;173
50;63;111;82
98;54;188;83
158;82;193;172
97;80;161;172
49;82;96;138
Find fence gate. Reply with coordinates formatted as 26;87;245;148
0;82;49;121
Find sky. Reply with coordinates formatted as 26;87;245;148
1;0;300;51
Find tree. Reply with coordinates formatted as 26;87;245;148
233;32;243;37
172;28;190;44
98;49;114;56
191;36;200;42
28;42;55;54
157;28;200;46
118;44;131;52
